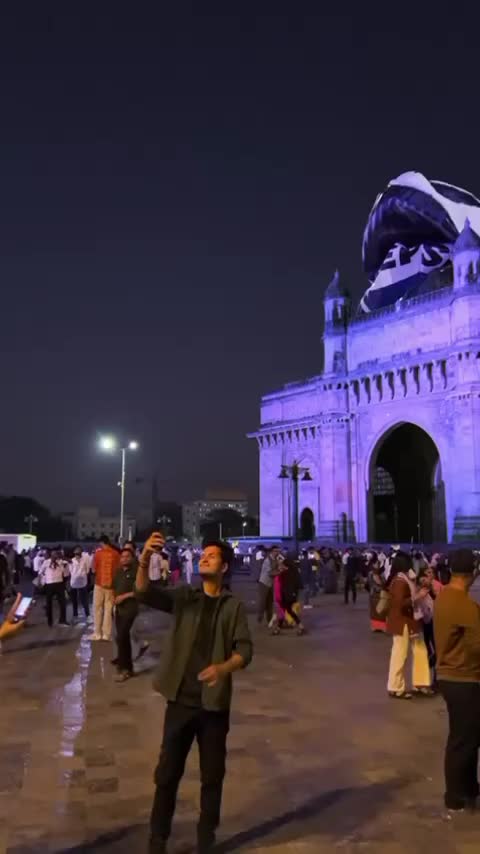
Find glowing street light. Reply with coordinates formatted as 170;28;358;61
99;435;117;452
98;435;139;544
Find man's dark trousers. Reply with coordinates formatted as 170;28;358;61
151;702;229;848
438;680;480;809
115;603;138;673
344;576;357;604
45;582;66;626
257;582;273;623
70;586;90;619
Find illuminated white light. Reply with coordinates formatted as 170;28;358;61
128;441;139;451
99;435;117;452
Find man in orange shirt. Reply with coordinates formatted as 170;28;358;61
87;535;120;642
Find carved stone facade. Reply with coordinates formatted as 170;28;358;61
249;227;480;543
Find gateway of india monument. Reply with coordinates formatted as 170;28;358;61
249;172;480;545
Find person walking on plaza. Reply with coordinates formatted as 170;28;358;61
386;551;433;699
40;549;69;627
135;533;253;854
344;549;361;605
299;550;314;609
88;536;120;642
257;545;279;624
272;558;306;636
112;547;139;682
434;549;480;813
69;547;90;621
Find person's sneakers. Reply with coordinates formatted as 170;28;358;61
86;633;101;641
388;691;413;700
444;806;466;821
296;625;307;636
413;686;436;697
101;635;112;642
444;796;477;815
114;670;133;683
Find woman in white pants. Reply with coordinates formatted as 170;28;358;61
386;551;434;699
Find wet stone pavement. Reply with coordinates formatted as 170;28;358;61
1;582;480;853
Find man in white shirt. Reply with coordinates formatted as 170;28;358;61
40;549;69;627
33;549;46;576
69;547;90;621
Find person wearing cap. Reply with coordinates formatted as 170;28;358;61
434;549;480;812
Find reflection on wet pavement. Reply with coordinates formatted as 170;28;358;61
0;583;480;853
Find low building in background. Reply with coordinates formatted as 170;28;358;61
182;491;248;543
63;506;137;542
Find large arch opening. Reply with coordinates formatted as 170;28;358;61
367;423;447;543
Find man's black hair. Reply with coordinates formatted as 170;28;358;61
202;539;234;570
390;550;412;577
99;535;110;546
450;548;476;576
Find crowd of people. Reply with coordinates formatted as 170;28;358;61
0;537;198;678
1;534;480;850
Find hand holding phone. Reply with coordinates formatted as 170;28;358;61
14;597;33;621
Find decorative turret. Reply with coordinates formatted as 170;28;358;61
452;219;480;289
324;269;351;327
323;270;351;375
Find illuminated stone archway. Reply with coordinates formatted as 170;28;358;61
367;422;447;543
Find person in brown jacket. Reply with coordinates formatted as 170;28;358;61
87;536;120;642
434;549;480;812
386;551;433;699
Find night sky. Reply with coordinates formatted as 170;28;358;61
1;4;479;517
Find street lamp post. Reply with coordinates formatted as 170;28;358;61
99;436;139;545
279;461;313;555
24;514;38;534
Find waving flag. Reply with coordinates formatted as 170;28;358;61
360;172;480;313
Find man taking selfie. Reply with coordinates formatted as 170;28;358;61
136;533;253;854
